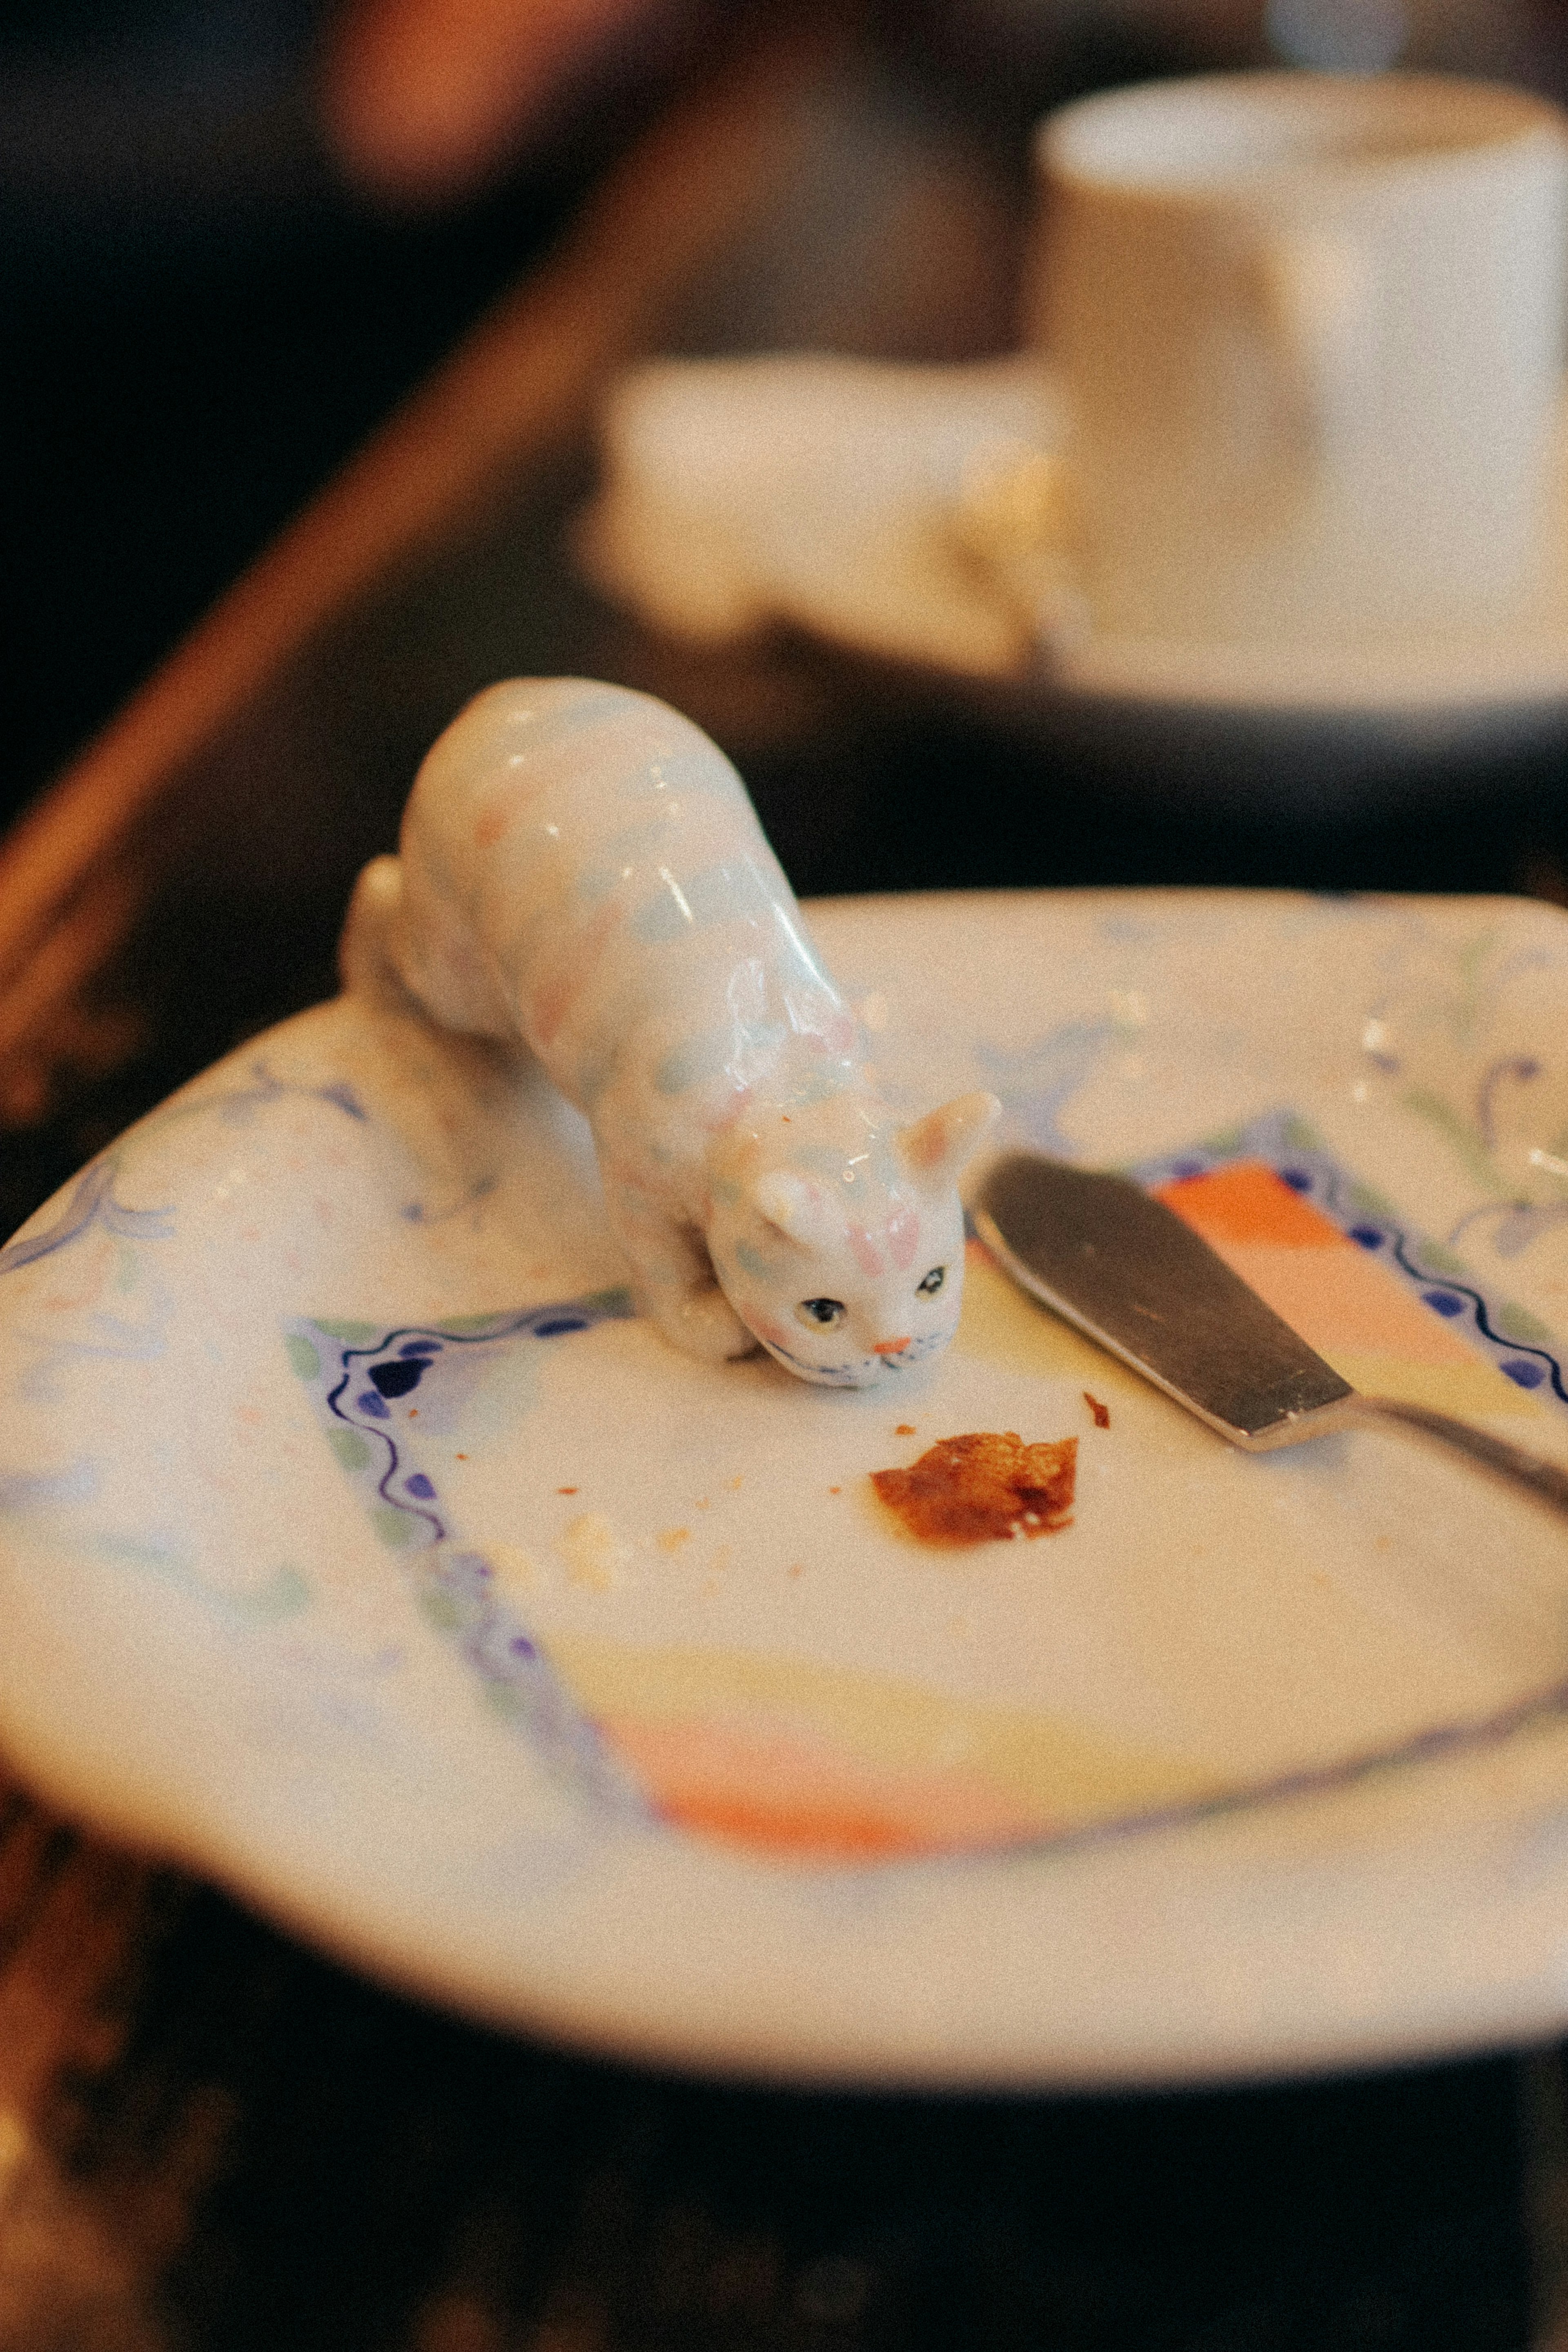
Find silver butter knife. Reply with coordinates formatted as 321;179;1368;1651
973;1151;1568;1523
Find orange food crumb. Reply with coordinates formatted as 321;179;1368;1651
557;1485;578;1494
455;1453;468;1461
828;1485;842;1495
1083;1393;1110;1429
872;1431;1076;1547
788;1562;804;1579
895;1423;915;1436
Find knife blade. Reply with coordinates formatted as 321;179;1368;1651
971;1150;1353;1450
971;1150;1568;1521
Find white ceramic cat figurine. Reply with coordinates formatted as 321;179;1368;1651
340;678;998;1386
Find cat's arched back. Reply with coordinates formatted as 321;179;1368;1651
341;679;997;1384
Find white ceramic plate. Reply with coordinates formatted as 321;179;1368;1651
4;890;1568;2088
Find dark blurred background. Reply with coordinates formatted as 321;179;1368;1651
0;0;616;821
7;0;1568;842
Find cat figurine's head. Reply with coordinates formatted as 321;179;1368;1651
705;1089;1000;1386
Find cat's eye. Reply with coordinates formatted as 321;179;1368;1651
797;1297;846;1329
916;1265;946;1297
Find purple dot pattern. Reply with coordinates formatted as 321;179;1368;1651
290;1287;645;1823
1131;1109;1568;1417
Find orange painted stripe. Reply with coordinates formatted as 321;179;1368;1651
652;1791;939;1860
601;1715;1055;1861
1157;1162;1352;1250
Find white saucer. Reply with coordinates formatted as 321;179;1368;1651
581;357;1568;804
3;890;1568;2086
1047;415;1568;718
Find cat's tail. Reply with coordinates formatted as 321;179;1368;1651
338;855;407;1005
339;853;515;1038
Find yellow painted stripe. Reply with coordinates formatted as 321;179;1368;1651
544;1630;1213;1828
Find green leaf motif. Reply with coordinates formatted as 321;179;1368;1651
235;1566;311;1622
92;1534;309;1621
1417;1242;1468;1276
1494;1301;1554;1345
1399;1088;1504;1195
1449;929;1500;1043
285;1334;321;1382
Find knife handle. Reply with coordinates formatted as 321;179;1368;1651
1356;1396;1568;1523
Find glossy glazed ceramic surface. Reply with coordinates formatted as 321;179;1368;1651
1036;75;1568;648
342;677;996;1386
2;891;1568;2086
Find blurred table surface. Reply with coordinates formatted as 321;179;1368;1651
4;13;1568;2347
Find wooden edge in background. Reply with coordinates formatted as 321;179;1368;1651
0;13;837;1066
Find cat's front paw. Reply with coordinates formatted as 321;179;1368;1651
654;1286;757;1363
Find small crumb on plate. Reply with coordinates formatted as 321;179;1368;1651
486;1540;539;1596
561;1512;632;1591
872;1431;1076;1547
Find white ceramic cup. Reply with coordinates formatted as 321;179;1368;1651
1030;72;1568;645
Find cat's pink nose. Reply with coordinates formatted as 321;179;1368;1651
873;1337;911;1356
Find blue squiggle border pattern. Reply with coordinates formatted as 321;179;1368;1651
1130;1109;1568;1417
0;1059;368;1282
293;1291;647;1824
0;1157;174;1276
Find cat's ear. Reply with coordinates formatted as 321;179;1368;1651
753;1171;835;1251
895;1091;1000;1194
